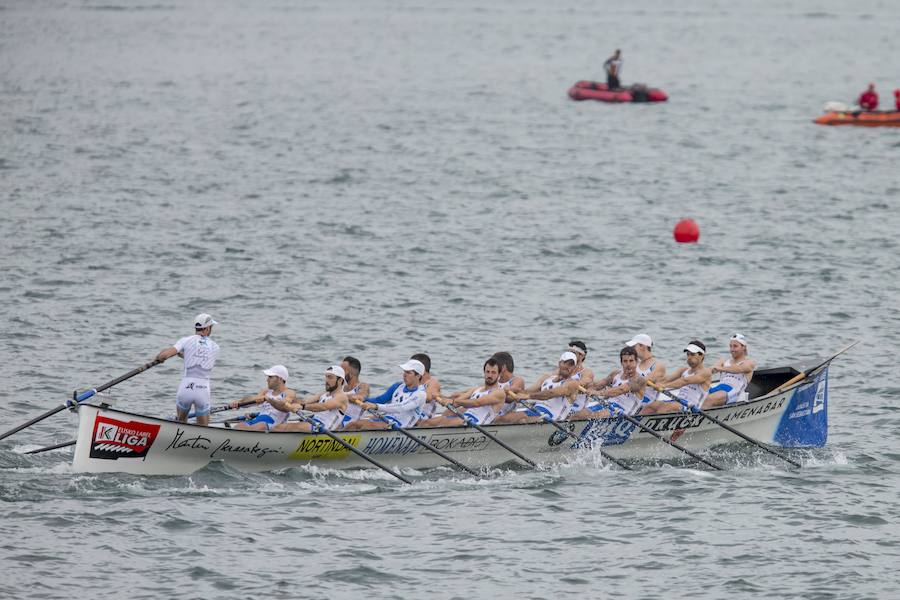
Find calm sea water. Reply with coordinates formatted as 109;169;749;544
2;1;900;598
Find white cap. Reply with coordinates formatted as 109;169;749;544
263;365;289;382
731;333;748;348
559;351;578;364
399;359;426;376
626;334;653;348
194;313;218;329
325;365;346;380
684;343;705;355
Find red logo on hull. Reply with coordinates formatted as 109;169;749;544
89;416;161;460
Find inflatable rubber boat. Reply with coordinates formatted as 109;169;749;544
568;80;668;103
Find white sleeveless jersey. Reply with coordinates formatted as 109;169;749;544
675;368;708;409
497;379;517;416
311;391;345;430
462;386;500;425
719;359;751;396
568;370;588;413
637;359;659;401
342;383;364;422
535;376;572;421
606;372;643;415
419;379;439;419
174;335;220;380
257;390;290;425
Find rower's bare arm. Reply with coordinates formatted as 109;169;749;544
680;367;712;385
155;346;179;362
355;382;371;398
426;379;442;400
267;391;298;412
661;367;687;386
591;370;617;390
458;389;506;408
648;361;666;382
579;368;596;387
230;389;265;409
507;376;526;393
522;374;550;396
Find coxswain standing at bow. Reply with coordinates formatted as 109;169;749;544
155;313;220;426
338;356;370;428
231;365;297;431
494;352;582;424
604;49;623;89
640;340;712;415
343;359;428;430
418;357;506;427
570;346;645;419
702;334;756;408
275;365;349;432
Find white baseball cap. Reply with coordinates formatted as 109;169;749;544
194;313;218;329
731;333;748;348
399;359;426;375
263;365;289;382
559;351;578;364
684;343;705;355
626;334;653;348
325;365;346;380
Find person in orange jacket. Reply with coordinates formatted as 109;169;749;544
858;83;878;111
894;89;900;111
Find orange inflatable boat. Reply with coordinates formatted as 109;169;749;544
814;110;900;127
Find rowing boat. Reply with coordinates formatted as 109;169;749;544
70;359;831;475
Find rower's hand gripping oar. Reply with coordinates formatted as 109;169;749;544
772;341;859;394
294;411;412;485
506;392;631;470
577;387;723;471
0;358;163;444
439;400;537;468
354;400;481;477
645;380;801;469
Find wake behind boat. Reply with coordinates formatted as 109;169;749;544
70;358;831;476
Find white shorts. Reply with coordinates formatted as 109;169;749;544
176;378;211;416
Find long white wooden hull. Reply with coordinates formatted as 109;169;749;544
71;365;829;475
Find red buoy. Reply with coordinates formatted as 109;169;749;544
673;218;700;243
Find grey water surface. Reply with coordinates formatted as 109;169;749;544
2;1;899;598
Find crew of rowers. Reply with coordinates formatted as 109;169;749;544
155;315;756;432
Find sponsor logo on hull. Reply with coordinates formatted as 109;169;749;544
90;416;161;460
289;435;361;460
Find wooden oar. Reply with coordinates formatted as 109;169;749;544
0;358;162;444
645;381;801;469
295;413;412;484
772;341;859;394
356;404;480;477
24;440;76;455
439;401;537;468
577;387;723;471
506;394;631;470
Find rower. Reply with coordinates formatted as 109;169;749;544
570;346;645;419
640;340;712;415
231;365;297;431
411;353;442;421
494;352;581;424
343;359;428;430
702;333;756;408
339;356;370;428
155;313;220;426
564;340;595;416
274;365;349;432
418;357;506;427
492;351;526;418
626;333;666;405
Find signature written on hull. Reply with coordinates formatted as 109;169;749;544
164;428;284;460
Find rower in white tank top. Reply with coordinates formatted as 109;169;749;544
603;371;643;415
709;358;751;404
637;360;659;402
256;389;291;426
342;383;364;425
309;391;346;431
497;380;517;416
567;371;589;413
530;376;573;421
675;367;707;409
462;387;500;425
